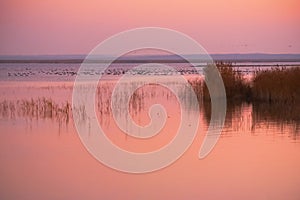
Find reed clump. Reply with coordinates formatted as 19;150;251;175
188;77;203;102
0;98;71;124
200;63;300;104
202;62;251;101
252;67;300;103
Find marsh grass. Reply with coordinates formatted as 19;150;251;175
1;64;299;128
193;63;300;104
188;77;203;102
193;63;300;127
252;66;300;103
0;98;71;124
201;62;251;101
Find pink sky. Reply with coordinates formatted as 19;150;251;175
0;0;299;55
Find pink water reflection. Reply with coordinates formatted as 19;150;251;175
0;80;300;200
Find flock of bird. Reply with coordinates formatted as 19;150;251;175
6;66;202;78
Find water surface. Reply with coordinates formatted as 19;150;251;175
0;63;300;200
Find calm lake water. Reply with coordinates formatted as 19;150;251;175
0;63;300;200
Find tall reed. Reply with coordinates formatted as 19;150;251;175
252;67;300;103
0;98;71;124
202;62;251;101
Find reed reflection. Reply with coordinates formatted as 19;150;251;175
0;79;299;139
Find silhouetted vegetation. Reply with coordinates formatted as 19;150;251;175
199;63;299;104
0;98;70;124
202;62;251;102
194;63;300;127
252;67;300;103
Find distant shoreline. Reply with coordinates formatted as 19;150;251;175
0;53;300;63
1;59;300;64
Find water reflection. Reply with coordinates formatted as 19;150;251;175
0;80;299;140
252;102;300;138
203;100;299;138
1;79;300;199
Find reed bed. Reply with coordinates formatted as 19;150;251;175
1;64;299;126
195;63;300;104
252;67;300;103
201;62;251;101
0;98;71;124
